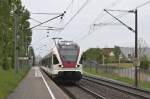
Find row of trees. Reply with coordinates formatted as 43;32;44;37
81;46;150;69
0;0;32;70
81;47;121;64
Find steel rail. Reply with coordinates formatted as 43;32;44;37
77;84;105;99
83;75;150;99
60;83;105;99
41;67;105;99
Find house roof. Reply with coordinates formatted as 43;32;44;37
102;48;114;55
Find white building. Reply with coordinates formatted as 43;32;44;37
120;47;150;61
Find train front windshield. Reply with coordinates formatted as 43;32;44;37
59;46;79;62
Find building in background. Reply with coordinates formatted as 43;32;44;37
120;47;150;61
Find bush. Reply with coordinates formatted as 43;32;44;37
140;59;150;69
2;58;9;70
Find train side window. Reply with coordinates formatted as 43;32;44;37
48;57;51;68
53;54;59;64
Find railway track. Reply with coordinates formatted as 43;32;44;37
42;68;150;99
55;81;105;99
42;68;105;99
82;75;150;99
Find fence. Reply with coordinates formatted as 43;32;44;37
83;60;150;82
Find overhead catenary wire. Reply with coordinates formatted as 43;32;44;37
31;29;63;46
76;0;123;42
31;0;74;47
56;0;91;38
76;1;150;47
92;0;123;24
30;1;74;17
97;0;150;30
57;0;74;23
97;12;130;25
104;9;135;32
63;0;90;29
32;27;63;31
31;0;84;55
41;26;54;28
30;12;66;29
102;0;150;21
77;0;150;42
79;14;128;41
31;27;61;46
30;17;42;24
135;0;150;9
32;28;54;30
31;36;53;48
31;12;62;15
64;0;74;11
98;0;150;23
32;0;150;56
31;33;48;46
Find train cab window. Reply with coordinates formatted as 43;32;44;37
79;59;82;64
53;54;59;64
48;58;51;68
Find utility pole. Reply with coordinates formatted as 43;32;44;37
13;12;18;72
104;9;139;87
118;54;122;67
134;9;138;87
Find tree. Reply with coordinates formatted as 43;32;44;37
113;46;121;60
0;0;11;70
138;38;149;69
81;48;103;63
0;0;32;70
140;55;149;69
138;38;148;61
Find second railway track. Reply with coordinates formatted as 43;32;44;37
42;68;150;99
42;68;104;99
81;75;150;99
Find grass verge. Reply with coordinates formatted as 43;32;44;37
0;67;29;99
83;67;150;90
106;63;133;68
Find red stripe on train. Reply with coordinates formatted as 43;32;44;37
63;62;76;68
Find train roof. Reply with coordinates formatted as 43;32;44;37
58;41;78;47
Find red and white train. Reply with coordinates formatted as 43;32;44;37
41;40;82;81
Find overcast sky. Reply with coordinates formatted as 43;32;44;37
21;0;150;57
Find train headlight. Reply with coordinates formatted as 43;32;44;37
77;65;80;67
59;65;63;68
